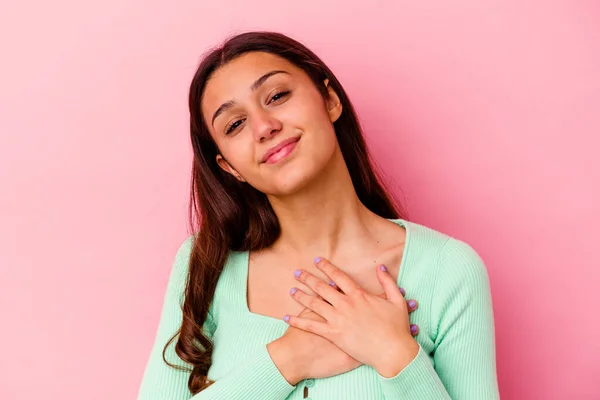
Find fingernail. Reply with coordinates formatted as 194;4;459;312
410;324;418;333
314;257;322;264
399;287;405;296
329;281;336;287
284;315;290;322
380;265;387;272
294;269;301;278
408;300;417;309
290;287;297;295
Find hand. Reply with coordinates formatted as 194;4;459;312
284;258;420;378
276;305;362;384
326;284;420;336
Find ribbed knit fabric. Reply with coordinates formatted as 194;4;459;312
138;219;499;399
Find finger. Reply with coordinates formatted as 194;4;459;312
316;293;332;306
283;314;331;338
410;324;420;336
297;306;327;322
407;299;419;313
376;265;403;304
329;281;343;293
294;269;345;307
313;257;361;295
290;287;335;320
297;306;310;317
399;287;406;297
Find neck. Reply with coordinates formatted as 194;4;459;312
267;147;379;260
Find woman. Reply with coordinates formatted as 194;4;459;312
138;31;499;399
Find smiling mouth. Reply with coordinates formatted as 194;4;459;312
261;137;301;164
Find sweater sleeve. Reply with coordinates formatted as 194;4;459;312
137;237;296;400
376;238;500;399
137;236;211;400
192;344;296;399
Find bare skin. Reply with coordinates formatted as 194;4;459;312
246;221;406;321
202;51;420;385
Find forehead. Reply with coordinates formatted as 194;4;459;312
202;52;305;112
210;51;300;88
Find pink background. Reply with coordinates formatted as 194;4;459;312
1;1;598;399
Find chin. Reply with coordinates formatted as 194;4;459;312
264;165;320;197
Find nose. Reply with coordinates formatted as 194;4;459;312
250;108;282;142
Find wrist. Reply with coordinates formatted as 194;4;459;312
373;336;420;378
267;337;306;386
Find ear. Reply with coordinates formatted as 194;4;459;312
216;154;246;182
323;78;343;123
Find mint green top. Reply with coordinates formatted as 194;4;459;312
138;219;499;399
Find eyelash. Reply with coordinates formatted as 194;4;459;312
224;90;291;135
268;90;291;104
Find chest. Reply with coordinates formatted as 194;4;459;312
246;250;403;320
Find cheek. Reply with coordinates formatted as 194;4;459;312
304;106;338;153
216;138;256;177
302;97;337;138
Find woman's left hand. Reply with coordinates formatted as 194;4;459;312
285;257;420;378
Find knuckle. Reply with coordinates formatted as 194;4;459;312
351;288;368;301
296;291;308;303
338;295;351;307
328;326;340;340
339;297;354;312
330;270;343;282
314;280;328;294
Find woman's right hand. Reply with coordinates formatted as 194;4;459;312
269;289;419;385
277;306;362;384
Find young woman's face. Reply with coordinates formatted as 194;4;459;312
201;51;343;196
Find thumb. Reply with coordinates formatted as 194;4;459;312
377;264;403;304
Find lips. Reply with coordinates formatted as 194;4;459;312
260;136;300;164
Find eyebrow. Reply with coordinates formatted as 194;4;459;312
211;70;290;128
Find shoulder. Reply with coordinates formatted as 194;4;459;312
435;235;489;293
402;220;487;278
409;223;492;313
399;220;491;304
170;236;244;322
162;234;197;303
174;234;196;264
169;234;244;290
166;234;197;285
438;237;488;280
403;221;494;328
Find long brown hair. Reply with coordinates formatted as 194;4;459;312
163;31;407;394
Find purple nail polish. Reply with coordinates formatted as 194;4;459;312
408;300;417;309
399;287;406;296
294;269;301;278
380;265;387;272
314;257;322;264
284;315;290;322
290;287;297;295
329;281;336;287
410;324;418;333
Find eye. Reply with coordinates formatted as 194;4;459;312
268;90;291;104
225;118;245;135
